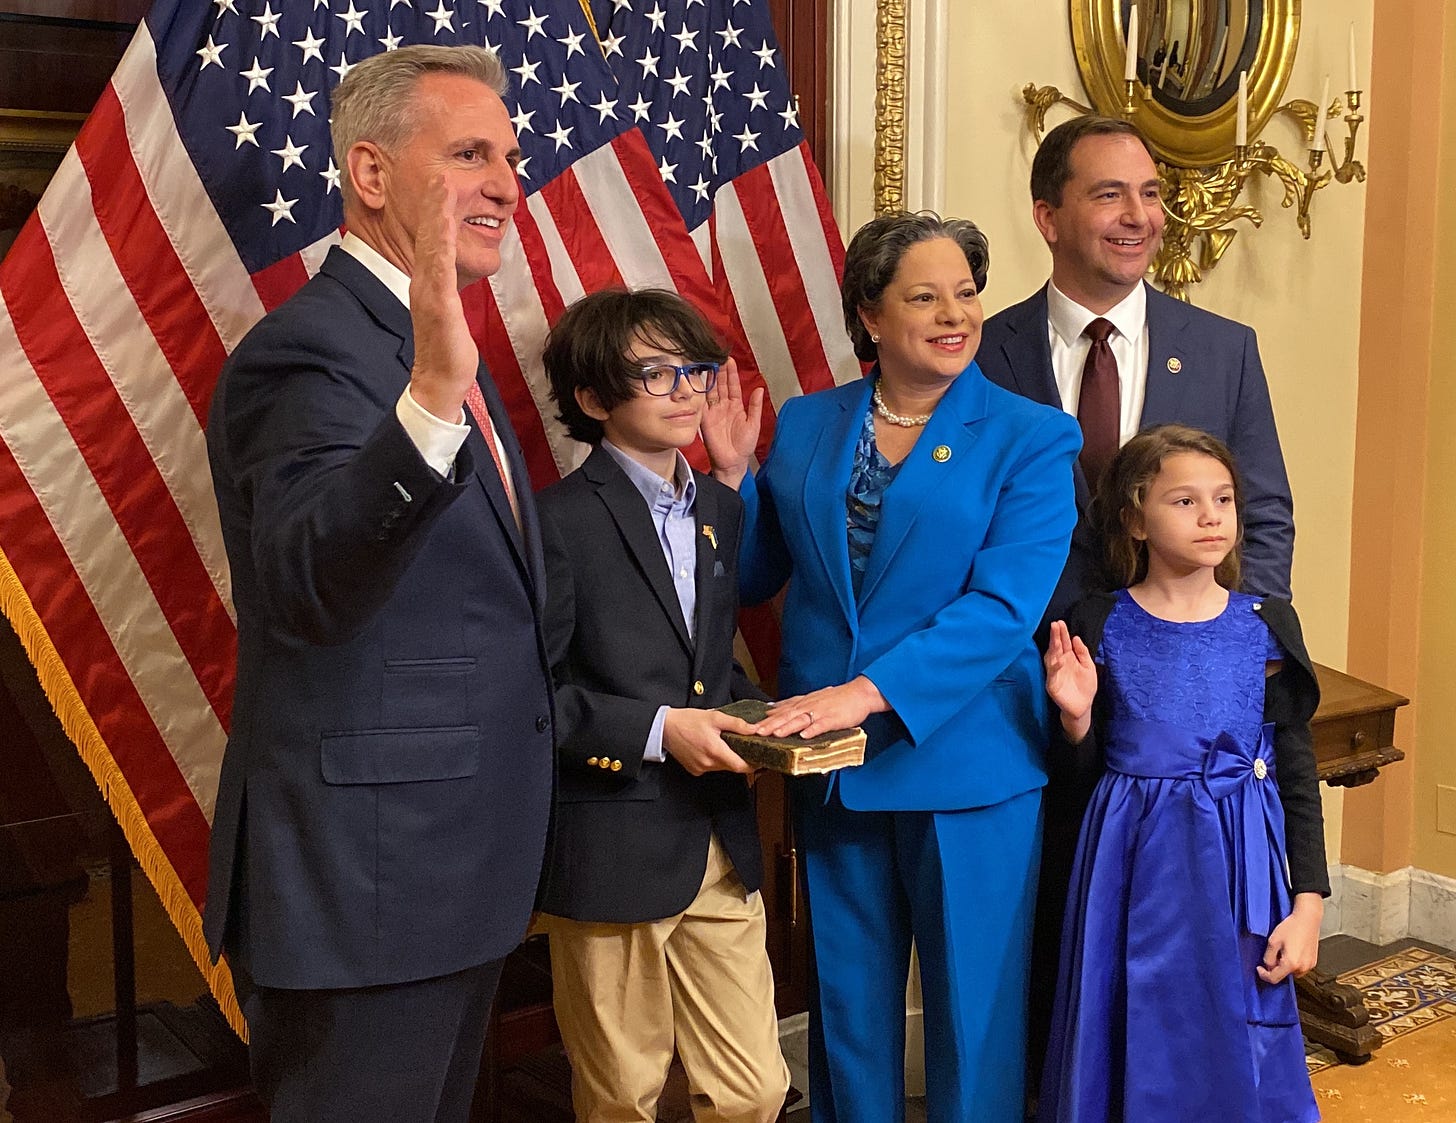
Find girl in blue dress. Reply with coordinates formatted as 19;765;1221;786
1039;425;1328;1123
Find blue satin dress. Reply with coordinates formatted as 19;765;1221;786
1039;590;1319;1123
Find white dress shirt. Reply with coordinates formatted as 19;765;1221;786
337;232;515;491
1046;281;1149;448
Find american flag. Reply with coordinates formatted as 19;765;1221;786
0;0;854;1026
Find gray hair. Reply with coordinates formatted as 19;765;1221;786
330;45;508;209
841;211;990;364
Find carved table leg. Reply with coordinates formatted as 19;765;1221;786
1296;968;1381;1064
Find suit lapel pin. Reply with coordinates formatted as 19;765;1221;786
702;524;718;549
932;445;952;463
1166;357;1183;374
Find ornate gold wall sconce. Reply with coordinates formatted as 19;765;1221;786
1022;1;1367;302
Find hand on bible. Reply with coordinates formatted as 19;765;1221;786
754;676;887;739
663;708;756;776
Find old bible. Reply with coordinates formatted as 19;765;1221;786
717;699;867;776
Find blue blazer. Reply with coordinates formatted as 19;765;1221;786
203;248;555;990
977;282;1294;621
739;366;1081;812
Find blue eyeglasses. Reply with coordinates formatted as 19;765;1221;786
634;361;720;397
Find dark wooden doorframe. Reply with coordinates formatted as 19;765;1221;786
767;0;832;177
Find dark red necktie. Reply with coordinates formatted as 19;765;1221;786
1077;317;1120;490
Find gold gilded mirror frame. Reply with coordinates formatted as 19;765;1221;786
1071;0;1302;167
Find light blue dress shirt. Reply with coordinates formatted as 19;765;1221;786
600;441;698;764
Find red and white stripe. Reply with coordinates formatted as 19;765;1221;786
0;23;240;911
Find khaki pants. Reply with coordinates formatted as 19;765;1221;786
545;835;790;1123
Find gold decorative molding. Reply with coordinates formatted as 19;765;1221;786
873;0;907;216
1024;1;1366;301
1070;0;1301;168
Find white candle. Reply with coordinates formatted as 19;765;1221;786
1311;76;1330;151
1236;71;1248;147
1347;24;1359;92
1124;4;1139;82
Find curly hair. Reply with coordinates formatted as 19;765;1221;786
841;211;990;364
1094;424;1244;590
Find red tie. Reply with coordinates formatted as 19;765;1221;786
1077;318;1121;491
463;380;521;531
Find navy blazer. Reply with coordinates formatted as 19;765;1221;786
203;247;555;990
738;366;1081;812
977;282;1294;620
535;446;764;923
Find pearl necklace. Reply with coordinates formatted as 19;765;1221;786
872;382;933;427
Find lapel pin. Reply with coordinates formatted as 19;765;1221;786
1166;357;1183;374
932;445;952;463
702;524;718;549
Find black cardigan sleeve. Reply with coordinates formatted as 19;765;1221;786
1257;598;1330;897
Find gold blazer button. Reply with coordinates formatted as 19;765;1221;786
611;760;622;772
693;680;705;695
932;445;951;463
586;756;599;767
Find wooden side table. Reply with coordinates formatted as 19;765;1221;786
1294;664;1409;1063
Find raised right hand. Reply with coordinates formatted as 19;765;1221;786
662;707;755;776
407;176;479;422
1045;620;1097;741
700;357;763;488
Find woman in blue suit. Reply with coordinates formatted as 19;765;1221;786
704;213;1080;1122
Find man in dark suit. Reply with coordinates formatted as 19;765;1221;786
203;46;552;1123
978;116;1294;624
975;116;1295;1104
534;289;789;1122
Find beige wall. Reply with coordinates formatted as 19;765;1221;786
831;0;1376;863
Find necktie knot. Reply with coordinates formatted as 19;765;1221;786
1085;317;1115;345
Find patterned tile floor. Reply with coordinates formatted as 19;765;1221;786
1304;941;1456;1120
1307;944;1456;1077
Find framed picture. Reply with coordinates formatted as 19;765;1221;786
1;109;85;262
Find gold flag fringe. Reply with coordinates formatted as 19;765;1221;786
0;545;247;1040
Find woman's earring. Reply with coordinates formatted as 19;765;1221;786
870;333;880;343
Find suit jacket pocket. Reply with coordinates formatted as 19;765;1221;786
320;727;479;785
382;656;476;728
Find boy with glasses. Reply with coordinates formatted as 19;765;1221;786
535;288;790;1123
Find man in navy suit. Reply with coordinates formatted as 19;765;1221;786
976;115;1295;1102
203;46;553;1123
978;116;1293;623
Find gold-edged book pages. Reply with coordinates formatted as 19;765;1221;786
717;699;867;776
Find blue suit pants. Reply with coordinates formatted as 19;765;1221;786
796;786;1042;1123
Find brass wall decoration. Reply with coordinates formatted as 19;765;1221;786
873;0;908;216
1023;1;1367;302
